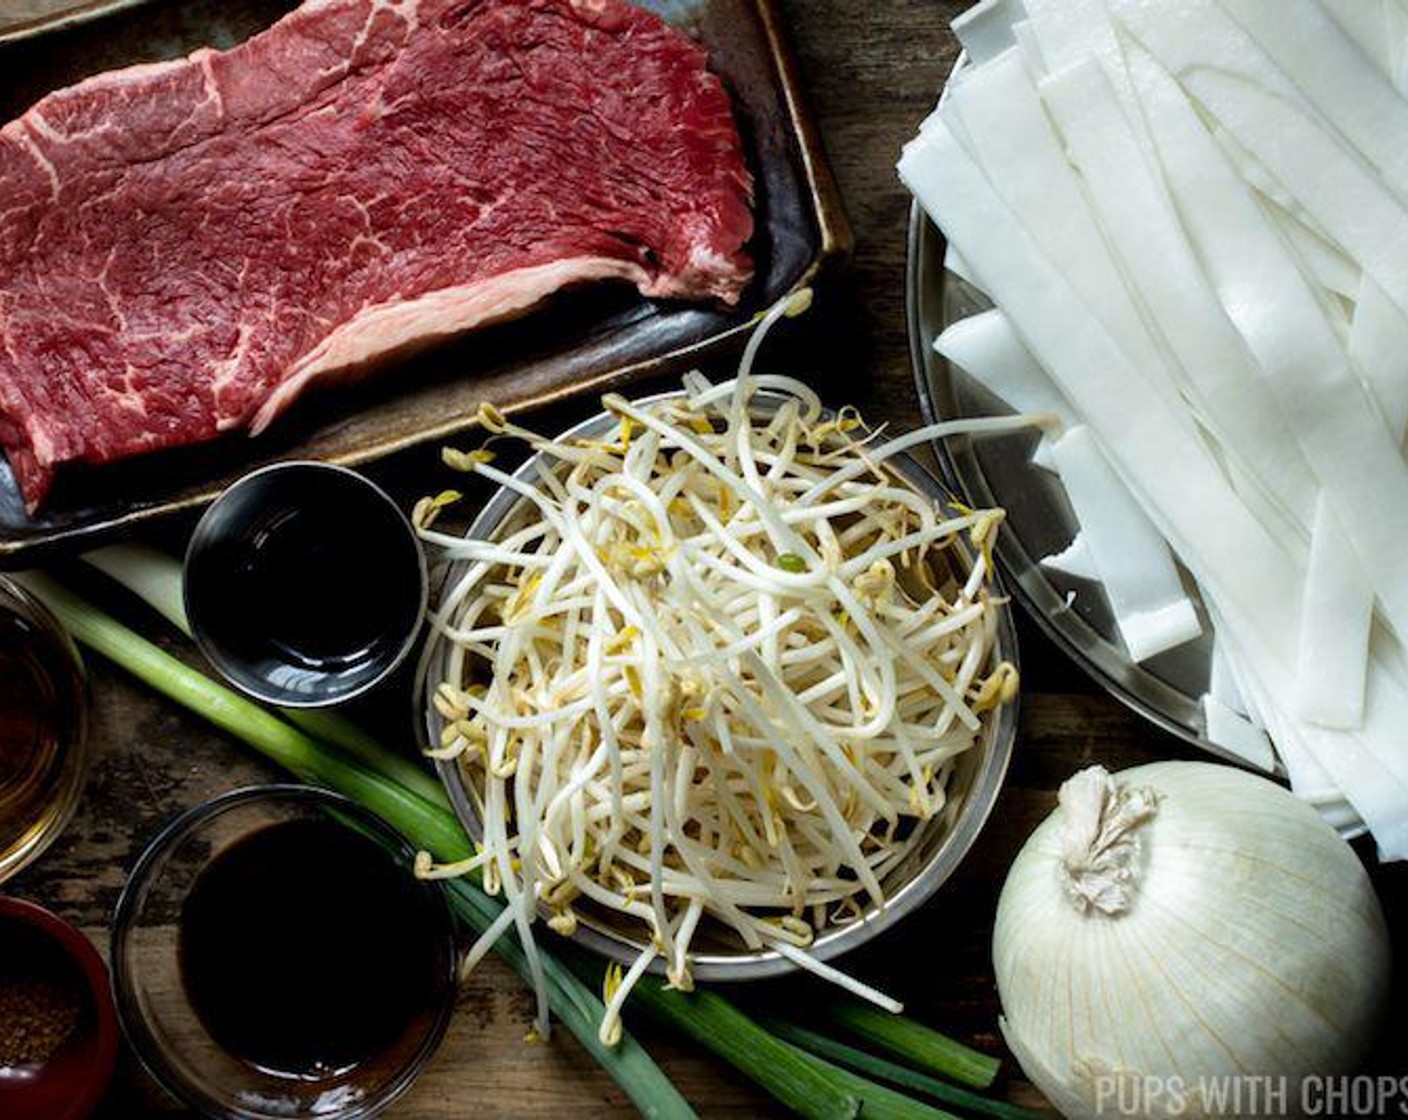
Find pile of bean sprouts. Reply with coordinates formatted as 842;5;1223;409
415;294;1019;1043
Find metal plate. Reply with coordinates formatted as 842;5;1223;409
0;0;850;563
906;202;1232;762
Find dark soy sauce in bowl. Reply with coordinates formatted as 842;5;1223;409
184;462;426;707
205;503;409;672
112;786;456;1118
179;817;445;1080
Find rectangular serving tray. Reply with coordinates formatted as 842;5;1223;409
0;0;849;562
0;0;149;44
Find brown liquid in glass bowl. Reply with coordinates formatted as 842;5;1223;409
0;603;85;881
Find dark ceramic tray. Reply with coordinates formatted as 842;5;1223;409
0;0;150;43
0;0;849;562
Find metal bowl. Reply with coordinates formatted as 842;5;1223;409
421;390;1019;982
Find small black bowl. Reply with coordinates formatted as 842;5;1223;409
184;461;427;708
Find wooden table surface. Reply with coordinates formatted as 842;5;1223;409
7;1;1407;1116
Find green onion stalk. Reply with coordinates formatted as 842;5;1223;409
780;1049;960;1120
763;1019;1039;1120
19;570;696;1120
570;953;1005;1120
819;1001;1001;1089
24;558;1014;1120
621;973;858;1120
82;544;453;816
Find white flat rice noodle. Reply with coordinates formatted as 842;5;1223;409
1010;18;1042;73
902;19;1408;854
1029;438;1057;474
946;49;1190;428
1204;601;1330;792
902;121;1293;643
1316;798;1370;841
1267;201;1361;302
900;115;1408;857
1211;602;1408;857
1050;426;1201;663
1208;635;1249;719
1202;693;1276;774
1348;275;1408;443
1393;3;1408;96
943;244;981;289
1218;0;1408;204
1386;0;1408;94
1295;494;1373;730
1131;46;1408;646
1210;123;1297;213
951;0;1029;65
1115;1;1408;320
1022;0;1146;145
1041;533;1098;583
933;308;1077;428
1039;57;1316;541
1318;0;1397;81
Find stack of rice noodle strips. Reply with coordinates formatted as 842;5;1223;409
900;0;1408;857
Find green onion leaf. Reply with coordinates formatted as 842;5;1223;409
17;572;696;1120
78;544;453;817
782;1042;961;1120
443;881;695;1120
764;1019;1038;1120
821;1000;1000;1089
622;973;859;1120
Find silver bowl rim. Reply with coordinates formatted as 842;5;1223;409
421;388;1020;982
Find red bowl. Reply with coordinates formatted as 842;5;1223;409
0;897;119;1120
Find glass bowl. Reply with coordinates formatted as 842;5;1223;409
0;575;89;885
419;389;1020;983
110;785;457;1120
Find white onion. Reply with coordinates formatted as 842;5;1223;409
994;762;1390;1120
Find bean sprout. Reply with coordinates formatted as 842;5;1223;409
417;291;1020;1044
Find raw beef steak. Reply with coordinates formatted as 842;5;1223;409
0;0;753;508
